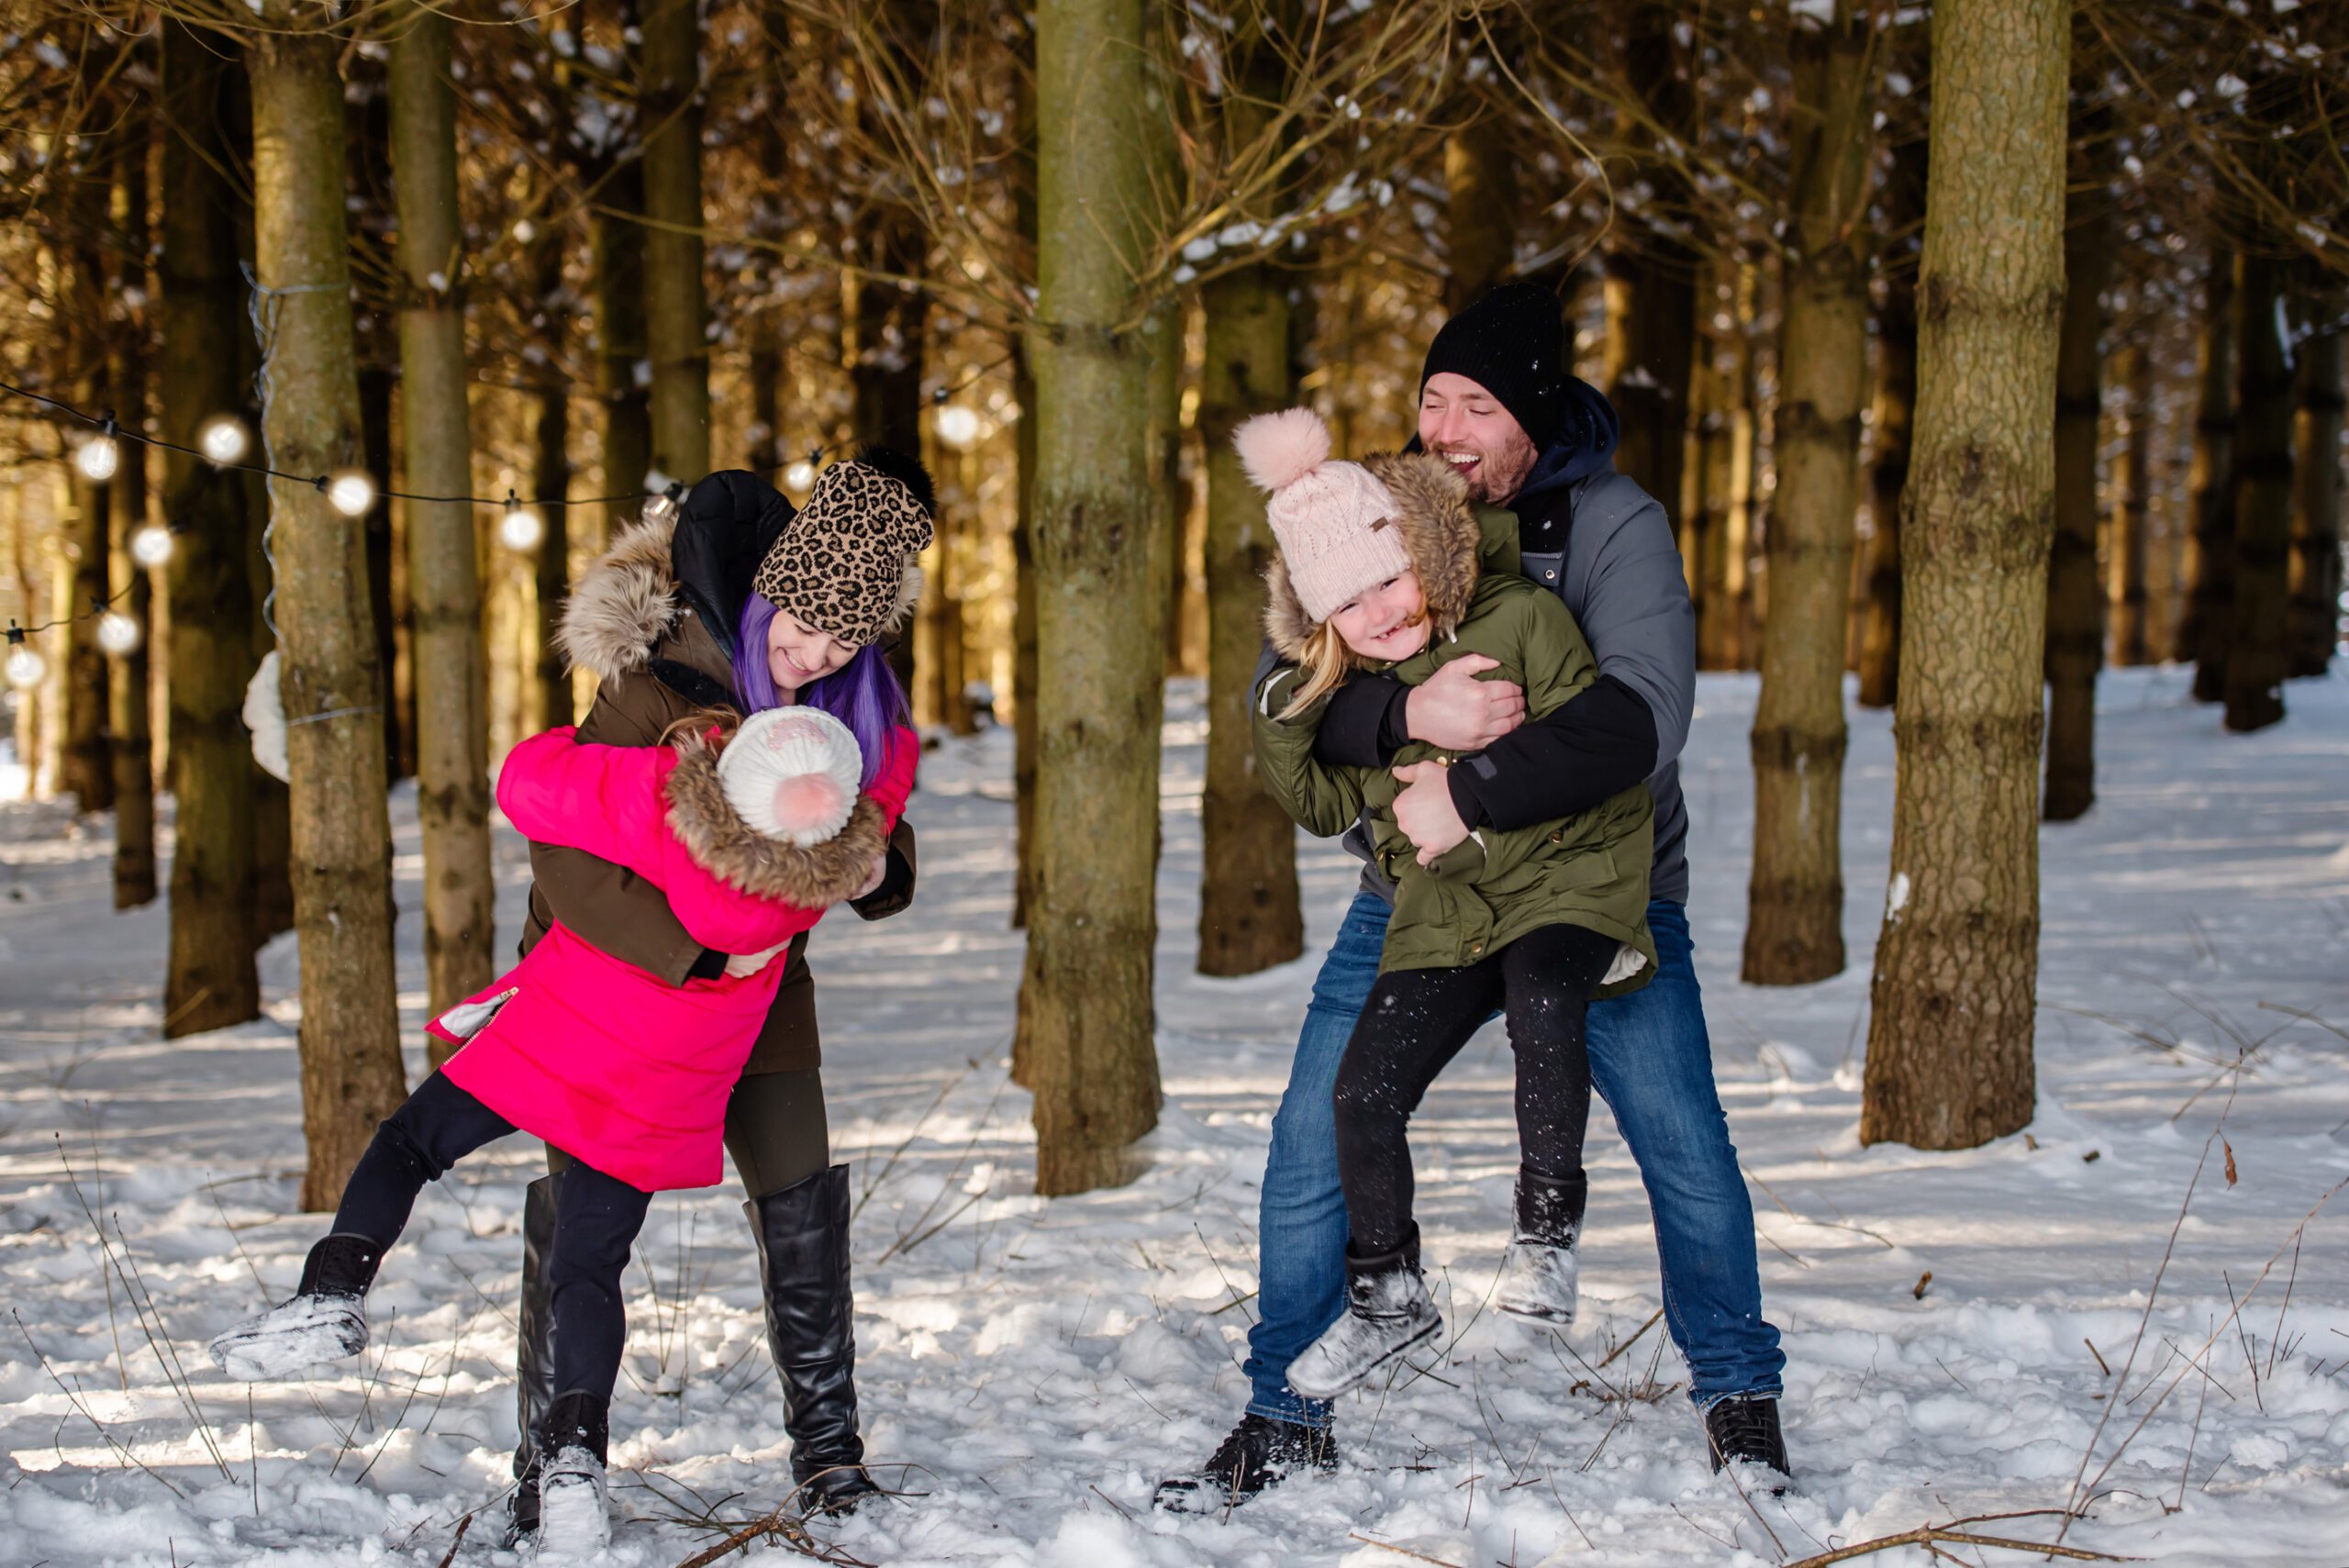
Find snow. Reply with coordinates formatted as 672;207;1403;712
4;667;2348;1564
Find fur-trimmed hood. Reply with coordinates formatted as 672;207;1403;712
1263;450;1486;663
662;729;889;907
553;511;685;680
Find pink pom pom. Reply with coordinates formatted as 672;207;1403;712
1233;406;1331;494
770;773;849;837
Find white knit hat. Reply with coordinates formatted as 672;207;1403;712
1233;406;1410;623
716;706;864;847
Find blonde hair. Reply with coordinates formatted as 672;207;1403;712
1278;621;1358;721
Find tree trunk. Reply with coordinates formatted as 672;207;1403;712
534;381;573;727
641;0;709;480
356;367;404;782
1010;61;1041;943
1681;263;1725;661
1742;0;1873;986
2043;157;2112;821
248;17;408;1208
159;21;262;1035
1602;3;1698;518
65;170;116;815
593;148;652;528
1197;258;1303;977
1444;115;1516;311
2186;253;2237;701
2221;249;2297;733
1859;135;1927;710
2287;284;2343;677
1717;261;1760;670
108;113;159;906
1860;0;2067;1151
2107;344;2154;666
1022;0;1163;1195
390;2;496;1030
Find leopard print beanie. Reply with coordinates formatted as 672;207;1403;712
751;448;937;646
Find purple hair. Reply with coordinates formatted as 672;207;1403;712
733;591;909;789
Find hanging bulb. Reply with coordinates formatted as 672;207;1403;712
130;523;175;569
643;475;686;524
76;430;120;483
4;628;43;692
933;404;982;450
326;470;376;517
500;494;545;552
198;415;250;465
96;611;141;657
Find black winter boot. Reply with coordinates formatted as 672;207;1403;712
1495;1167;1587;1326
536;1389;613;1552
1286;1234;1442;1400
207;1233;381;1381
1152;1414;1337;1513
502;1172;562;1547
746;1165;883;1515
1704;1394;1793;1493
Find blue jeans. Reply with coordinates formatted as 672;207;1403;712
1241;895;1785;1425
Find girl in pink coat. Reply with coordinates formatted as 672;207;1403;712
211;446;937;1552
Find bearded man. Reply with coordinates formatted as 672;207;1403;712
1157;282;1790;1511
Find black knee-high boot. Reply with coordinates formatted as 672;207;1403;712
745;1164;883;1514
504;1171;562;1544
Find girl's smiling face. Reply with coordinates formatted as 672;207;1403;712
767;607;857;695
1329;572;1431;662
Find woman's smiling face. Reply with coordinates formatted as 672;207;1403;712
767;607;857;695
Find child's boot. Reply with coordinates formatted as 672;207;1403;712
1494;1168;1586;1326
208;1233;380;1380
535;1390;612;1554
1286;1232;1441;1399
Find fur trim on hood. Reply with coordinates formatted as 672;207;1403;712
1262;450;1485;662
662;728;890;907
553;513;681;679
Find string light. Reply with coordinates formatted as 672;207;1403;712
642;474;688;524
198;415;250;465
326;470;376;517
499;492;545;551
5;626;43;692
785;446;820;490
934;404;982;449
75;419;120;482
130;523;175;568
96;611;142;657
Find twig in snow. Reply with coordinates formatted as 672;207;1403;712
2173;1325;2212;1515
2267;1235;2301;1380
2083;1338;2111;1378
432;1512;472;1568
1597;1307;1664;1370
852;1059;976;1220
13;1309;186;1499
2221;1271;2263;1412
1778;1521;2135;1566
1088;1482;1134;1519
1345;1534;1464;1568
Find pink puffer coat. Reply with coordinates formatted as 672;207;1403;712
434;722;917;1191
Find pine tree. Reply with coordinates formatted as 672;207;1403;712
2221;247;2298;732
641;0;710;480
2287;286;2343;677
2043;128;2114;823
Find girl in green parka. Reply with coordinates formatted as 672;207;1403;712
1237;406;1656;1400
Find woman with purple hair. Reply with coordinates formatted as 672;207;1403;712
497;450;934;1541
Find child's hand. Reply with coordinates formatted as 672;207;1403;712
854;853;889;901
723;940;792;979
1391;761;1470;864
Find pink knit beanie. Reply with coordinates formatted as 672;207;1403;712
1233;407;1410;623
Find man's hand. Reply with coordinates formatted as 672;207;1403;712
1391;761;1471;865
1404;655;1525;751
723;940;791;979
853;852;889;901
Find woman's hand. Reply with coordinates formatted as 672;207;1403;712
1391;761;1471;865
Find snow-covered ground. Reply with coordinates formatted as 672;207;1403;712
4;666;2347;1568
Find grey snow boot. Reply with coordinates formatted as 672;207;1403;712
1493;1167;1586;1326
207;1232;380;1381
1286;1237;1441;1400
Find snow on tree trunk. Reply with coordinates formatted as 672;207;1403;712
2221;249;2298;734
641;0;709;482
2043;139;2113;823
247;16;408;1208
1742;0;1874;987
1860;0;2068;1151
390;0;495;1033
159;21;262;1037
1197;255;1303;979
1021;0;1164;1195
2186;253;2237;703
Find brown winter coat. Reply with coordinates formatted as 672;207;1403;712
519;512;918;1074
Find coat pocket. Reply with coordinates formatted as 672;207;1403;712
431;985;520;1043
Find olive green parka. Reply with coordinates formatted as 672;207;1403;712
1252;450;1655;986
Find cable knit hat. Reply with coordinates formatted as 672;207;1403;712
1419;282;1567;450
751;447;936;646
1233;407;1410;624
716;706;865;848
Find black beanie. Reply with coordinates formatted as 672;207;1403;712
1419;283;1567;449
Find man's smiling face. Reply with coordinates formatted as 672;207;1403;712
1418;372;1539;506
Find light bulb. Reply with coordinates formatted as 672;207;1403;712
5;644;44;692
76;435;120;482
96;612;141;657
130;524;175;569
934;405;982;450
500;505;545;552
198;415;250;465
327;471;375;517
784;461;817;491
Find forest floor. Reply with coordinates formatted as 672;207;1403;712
3;665;2348;1567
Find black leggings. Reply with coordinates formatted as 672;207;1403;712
542;1066;829;1200
1332;922;1619;1257
334;1072;651;1403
